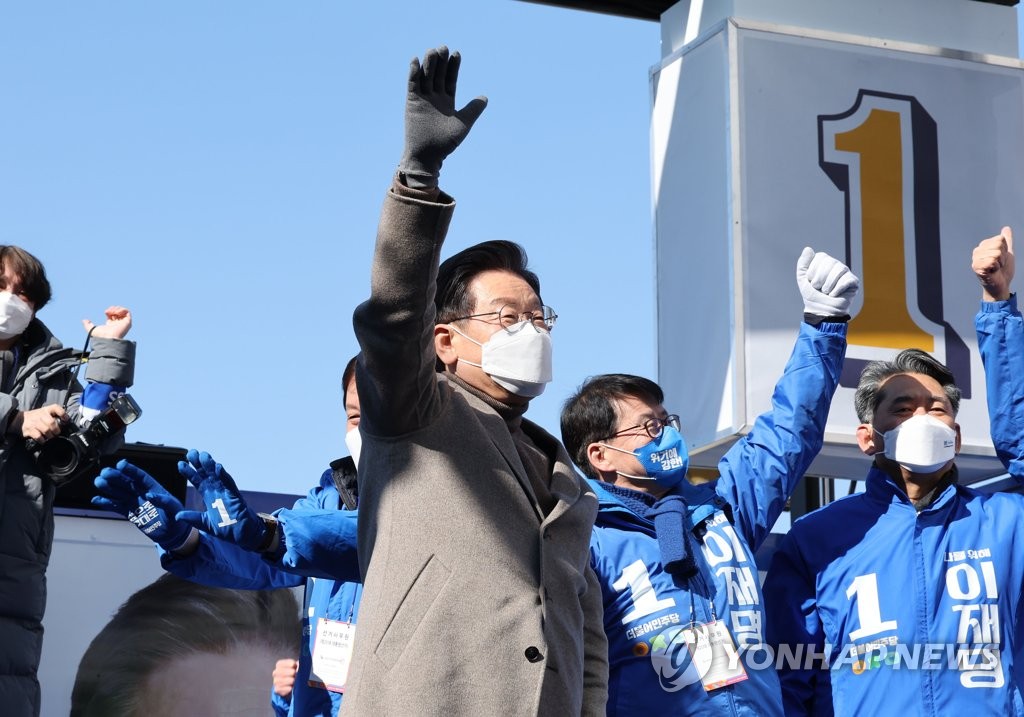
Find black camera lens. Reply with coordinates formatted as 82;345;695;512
26;393;141;486
35;437;82;480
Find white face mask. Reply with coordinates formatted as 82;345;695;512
0;292;33;340
878;414;957;474
345;427;362;467
450;320;553;397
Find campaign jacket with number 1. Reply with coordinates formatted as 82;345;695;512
159;459;362;717
590;320;847;716
760;296;1024;716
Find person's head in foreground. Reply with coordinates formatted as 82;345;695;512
71;573;299;717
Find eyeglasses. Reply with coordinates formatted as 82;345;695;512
607;414;680;441
450;304;558;331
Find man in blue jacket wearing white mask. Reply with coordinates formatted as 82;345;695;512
764;234;1024;715
559;247;855;716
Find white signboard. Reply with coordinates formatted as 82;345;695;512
653;20;1024;470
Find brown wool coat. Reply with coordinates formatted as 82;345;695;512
344;181;608;716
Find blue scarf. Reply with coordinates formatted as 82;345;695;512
646;494;698;578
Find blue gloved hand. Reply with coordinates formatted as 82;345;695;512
92;460;195;551
174;449;268;551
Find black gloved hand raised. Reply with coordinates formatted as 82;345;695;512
399;45;488;189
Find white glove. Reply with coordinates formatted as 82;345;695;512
796;246;860;317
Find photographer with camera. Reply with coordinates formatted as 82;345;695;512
0;246;136;717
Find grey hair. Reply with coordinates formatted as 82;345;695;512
853;348;961;424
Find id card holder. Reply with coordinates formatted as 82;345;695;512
681;619;748;692
308;617;356;693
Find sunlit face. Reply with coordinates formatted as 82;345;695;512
857;372;961;473
870;373;957;437
589;394;673;497
441;269;543;404
137;643;280;717
344;375;360;433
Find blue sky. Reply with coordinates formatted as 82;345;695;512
1;2;661;494
4;3;1021;496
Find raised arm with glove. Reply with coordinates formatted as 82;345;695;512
796;246;860;321
397;45;487;190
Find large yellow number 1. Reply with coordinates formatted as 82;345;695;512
818;91;971;394
834;109;932;350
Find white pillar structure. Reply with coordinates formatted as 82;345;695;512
652;0;1024;483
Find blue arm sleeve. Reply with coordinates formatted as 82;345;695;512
270;689;290;717
763;530;833;717
975;295;1024;477
160;479;339;589
715;321;847;550
159;533;304;590
267;507;361;583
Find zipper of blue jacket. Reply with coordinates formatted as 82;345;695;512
914;502;936;714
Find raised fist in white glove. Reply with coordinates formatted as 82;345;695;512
796;247;860;318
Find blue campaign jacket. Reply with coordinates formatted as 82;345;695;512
590;320;847;716
977;294;1024;479
764;466;1024;716
761;297;1024;717
160;465;362;717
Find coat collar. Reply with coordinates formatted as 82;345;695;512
865;464;960;513
446;376;582;523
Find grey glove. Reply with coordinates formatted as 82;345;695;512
796;246;860;318
399;46;488;188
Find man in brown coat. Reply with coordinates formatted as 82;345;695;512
345;46;608;715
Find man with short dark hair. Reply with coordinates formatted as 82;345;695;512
0;246;136;717
764;235;1024;714
346;46;607;715
559;249;853;716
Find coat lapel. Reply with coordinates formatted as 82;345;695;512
451;382;545;522
521;420;584;526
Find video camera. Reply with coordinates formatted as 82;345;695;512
28;393;142;486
